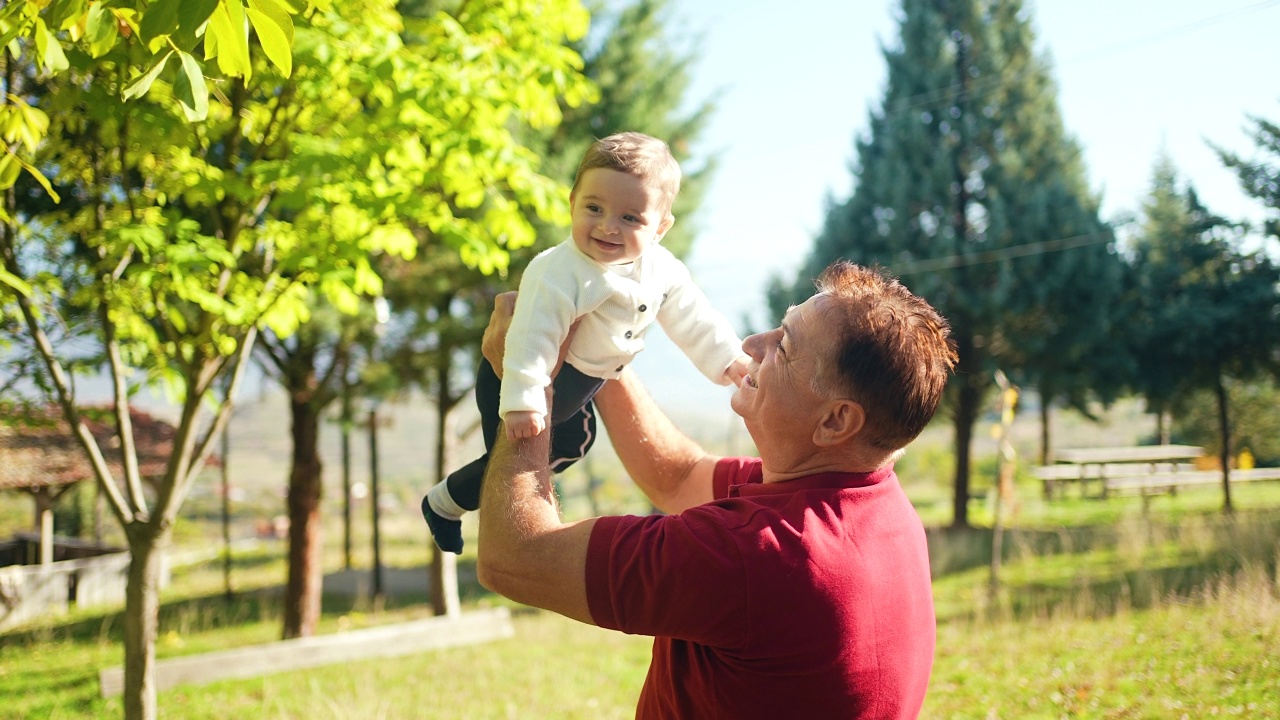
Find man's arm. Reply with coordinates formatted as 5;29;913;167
482;291;718;515
592;370;720;515
476;421;596;624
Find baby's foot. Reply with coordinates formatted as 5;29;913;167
421;496;464;554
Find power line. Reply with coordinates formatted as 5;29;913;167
1061;0;1280;66
891;230;1113;276
875;0;1280;124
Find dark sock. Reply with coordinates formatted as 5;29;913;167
421;495;464;554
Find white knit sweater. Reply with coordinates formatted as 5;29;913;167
499;239;745;418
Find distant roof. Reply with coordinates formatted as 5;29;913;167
0;405;217;492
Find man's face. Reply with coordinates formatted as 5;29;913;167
569;168;673;266
732;294;835;442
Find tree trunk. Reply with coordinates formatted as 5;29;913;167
122;524;167;720
948;334;979;530
430;366;460;618
1038;389;1052;466
283;395;324;639
1214;372;1233;514
952;376;979;529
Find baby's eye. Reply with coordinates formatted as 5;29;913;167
623;214;640;223
586;204;602;213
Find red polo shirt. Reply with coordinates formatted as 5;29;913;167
586;457;935;719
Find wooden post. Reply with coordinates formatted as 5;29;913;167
341;381;353;571
368;407;384;604
38;488;54;567
221;422;233;600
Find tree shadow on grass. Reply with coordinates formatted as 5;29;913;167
929;509;1280;623
927;507;1280;578
0;554;492;647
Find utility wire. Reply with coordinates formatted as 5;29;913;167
875;0;1280;123
891;231;1113;276
1060;0;1280;66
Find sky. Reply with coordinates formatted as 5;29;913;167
59;1;1280;436
631;0;1280;426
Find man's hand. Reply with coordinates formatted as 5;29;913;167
505;410;547;440
481;291;580;381
482;292;519;380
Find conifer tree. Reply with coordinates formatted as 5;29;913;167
1217;111;1280;242
1128;156;1280;513
772;0;1120;527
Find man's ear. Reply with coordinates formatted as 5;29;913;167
813;399;865;447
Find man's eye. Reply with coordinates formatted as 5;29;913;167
776;340;785;355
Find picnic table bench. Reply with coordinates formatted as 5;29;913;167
1034;445;1280;504
1033;445;1205;500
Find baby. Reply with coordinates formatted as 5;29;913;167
423;131;749;553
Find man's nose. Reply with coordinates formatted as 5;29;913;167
742;331;769;361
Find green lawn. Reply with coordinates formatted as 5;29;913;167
3;456;1279;719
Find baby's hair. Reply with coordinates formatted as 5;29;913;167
572;132;681;211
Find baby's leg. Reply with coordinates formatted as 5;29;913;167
422;360;503;554
547;364;605;472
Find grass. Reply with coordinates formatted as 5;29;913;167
4;399;1280;718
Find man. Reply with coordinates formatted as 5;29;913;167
477;260;957;718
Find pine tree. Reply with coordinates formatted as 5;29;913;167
1216;111;1280;242
1128;157;1280;513
772;0;1120;527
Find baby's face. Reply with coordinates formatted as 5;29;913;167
570;168;673;266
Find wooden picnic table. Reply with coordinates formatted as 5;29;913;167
1034;445;1205;500
1052;445;1206;465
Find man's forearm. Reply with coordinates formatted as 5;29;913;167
475;422;594;624
592;369;719;514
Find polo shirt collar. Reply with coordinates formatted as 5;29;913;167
728;465;895;498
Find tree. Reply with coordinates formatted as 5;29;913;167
770;0;1113;527
1174;378;1280;467
226;0;593;638
1129;157;1280;513
1216;110;1280;243
247;0;592;636
1;3;320;718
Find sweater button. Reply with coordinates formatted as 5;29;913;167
615;365;624;372
638;304;647;312
625;330;633;339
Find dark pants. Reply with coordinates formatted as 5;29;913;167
444;359;603;511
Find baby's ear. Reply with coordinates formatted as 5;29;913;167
657;213;676;240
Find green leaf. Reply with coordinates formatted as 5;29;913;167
248;0;293;42
176;0;221;34
245;5;292;77
174;51;209;122
0;153;20;189
139;0;182;45
170;0;218;51
207;0;252;81
122;50;174;101
33;18;69;73
47;0;88;32
12;154;60;202
84;3;119;58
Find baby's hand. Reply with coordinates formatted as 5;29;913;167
505;410;547;440
725;356;751;387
